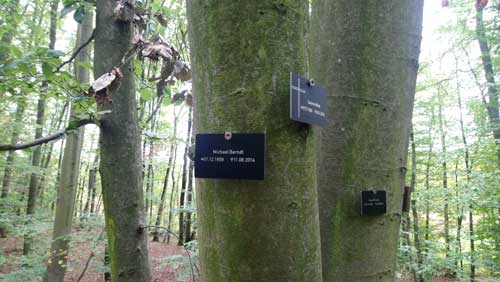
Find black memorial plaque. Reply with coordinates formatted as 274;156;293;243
361;190;387;216
290;72;327;127
194;133;265;180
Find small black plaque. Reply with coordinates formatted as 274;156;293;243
290;72;327;127
361;190;387;216
194;133;265;180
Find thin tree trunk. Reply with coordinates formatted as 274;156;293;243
311;1;424;281
37;102;69;206
475;4;500;167
438;89;451;263
456;76;475;281
0;100;25;237
184;146;194;243
424;109;435;248
1;101;25;199
187;1;323;280
410;130;424;282
152;109;178;242
23;0;57;254
44;5;90;280
165;108;180;244
94;0;152;279
0;0;21;62
178;106;192;245
84;151;99;216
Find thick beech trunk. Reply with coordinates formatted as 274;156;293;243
94;0;152;280
311;1;424;281
187;1;323;281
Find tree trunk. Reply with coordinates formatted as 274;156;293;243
152;132;176;242
184;145;194;243
424;109;435;248
410;130;424;282
187;1;323;281
84;151;99;216
0;0;21;62
94;0;152;279
23;0;59;254
37;102;69;206
457;77;475;281
1;100;25;199
475;5;500;167
165;108;180;244
438;90;451;261
311;1;424;281
0;100;25;237
150;104;176;240
44;5;90;281
178;106;192;245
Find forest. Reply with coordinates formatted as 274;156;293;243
0;0;499;281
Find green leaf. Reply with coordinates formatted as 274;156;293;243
67;119;81;131
139;88;152;101
73;6;86;23
42;62;53;80
76;60;92;70
47;49;65;58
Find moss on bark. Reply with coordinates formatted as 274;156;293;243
311;1;424;281
187;1;323;281
94;0;151;280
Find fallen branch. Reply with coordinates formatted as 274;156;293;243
76;229;105;282
55;29;96;73
0;119;94;151
145;225;199;282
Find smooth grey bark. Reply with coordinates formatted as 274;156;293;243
187;1;323;281
94;0;151;280
311;1;424;281
44;6;90;281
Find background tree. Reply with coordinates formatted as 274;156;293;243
44;7;92;281
311;1;424;281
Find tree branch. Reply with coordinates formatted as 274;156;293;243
55;29;96;73
0;119;94;151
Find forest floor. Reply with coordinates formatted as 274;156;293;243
0;229;197;282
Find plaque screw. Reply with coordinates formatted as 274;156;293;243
308;79;315;87
224;132;232;140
